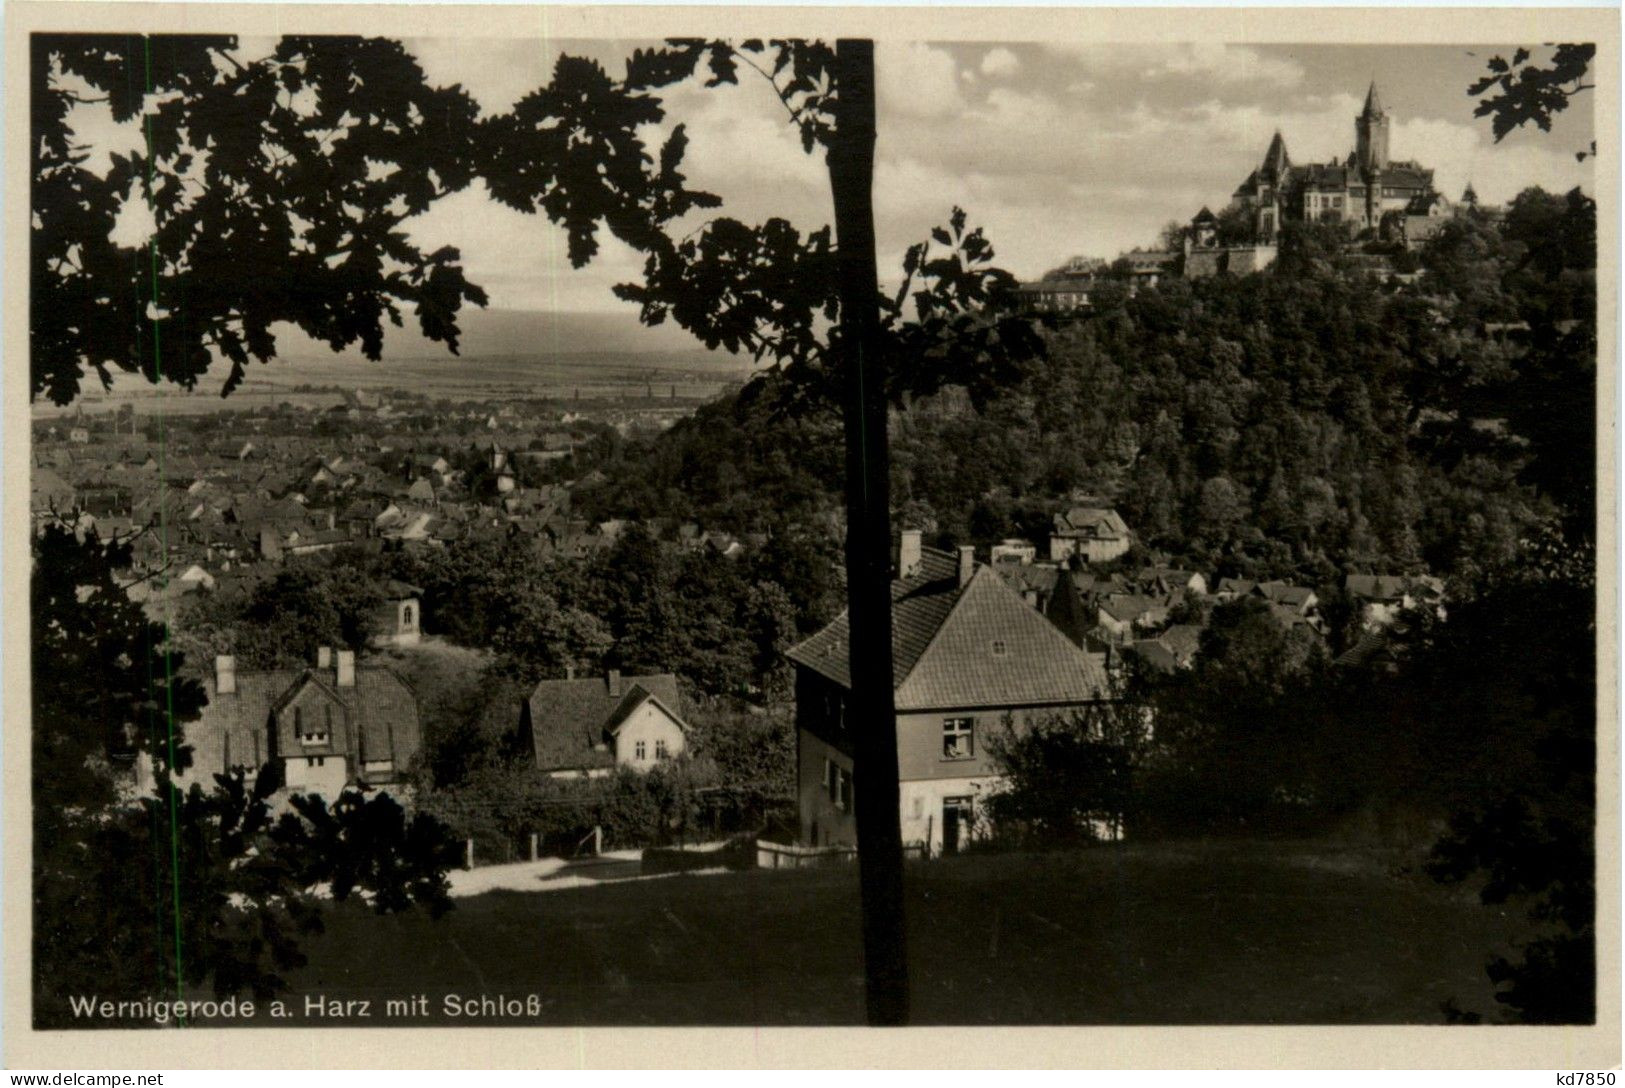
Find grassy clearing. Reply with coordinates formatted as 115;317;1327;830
274;839;1527;1026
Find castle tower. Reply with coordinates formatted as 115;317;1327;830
1256;131;1291;241
1356;81;1390;229
1261;130;1292;179
1356;80;1390;172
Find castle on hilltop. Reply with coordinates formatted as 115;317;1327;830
1014;81;1473;307
1228;81;1440;241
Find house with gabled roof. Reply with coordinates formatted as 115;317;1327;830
1128;623;1204;675
176;647;421;798
518;670;688;779
786;531;1112;855
1049;505;1132;564
30;466;76;518
1344;573;1445;631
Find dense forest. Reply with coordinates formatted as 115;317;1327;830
574;187;1595;590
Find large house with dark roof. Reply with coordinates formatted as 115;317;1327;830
786;532;1112;855
519;670;688;778
179;648;422;797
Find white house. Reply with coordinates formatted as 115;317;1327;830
519;670;689;779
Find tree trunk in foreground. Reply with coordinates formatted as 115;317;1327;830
827;38;909;1027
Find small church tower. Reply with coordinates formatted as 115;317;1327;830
1356;81;1390;229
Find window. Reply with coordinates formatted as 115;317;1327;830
943;717;974;760
826;760;851;812
991;640;1007;657
655;740;669;760
634;740;647;761
403;604;415;628
301;705;329;745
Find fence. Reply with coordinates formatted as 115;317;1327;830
754;839;858;870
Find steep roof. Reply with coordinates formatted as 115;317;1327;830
1292;163;1352;189
996;563;1060;598
1380;164;1434;190
1361;79;1385;116
786;547;1109;711
1261;131;1291;177
1043;574;1094;649
1254;580;1315;608
1099;593;1167;624
524;673;684;771
1344;574;1409;600
382;579;424;600
1159;624;1204;662
787;547;961;691
1127;640;1181;675
895;567;1111;709
187;662;420;785
1053;506;1130;540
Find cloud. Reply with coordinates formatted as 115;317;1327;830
867;68;1590;282
1046;43;1305;88
405;38;582;116
55;38;1593;330
1159;43;1305;87
877;42;966;119
980;47;1021;79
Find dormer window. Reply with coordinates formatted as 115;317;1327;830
296;703;330;745
991;640;1008;657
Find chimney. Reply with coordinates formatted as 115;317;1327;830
898;529;922;579
336;650;355;688
607;669;621;697
317;646;332;669
957;545;975;588
215;654;236;695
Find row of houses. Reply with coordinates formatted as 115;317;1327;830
174;647;691;800
164;522;1446;858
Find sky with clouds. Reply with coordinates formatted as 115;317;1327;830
398;38;1595;323
63;37;1599;356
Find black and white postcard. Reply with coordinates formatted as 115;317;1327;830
4;2;1618;1071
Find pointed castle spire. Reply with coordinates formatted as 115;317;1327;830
1261;130;1291;176
1362;79;1385;117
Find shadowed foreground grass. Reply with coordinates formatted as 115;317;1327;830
278;840;1527;1025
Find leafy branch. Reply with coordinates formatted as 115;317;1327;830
1468;44;1596;159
